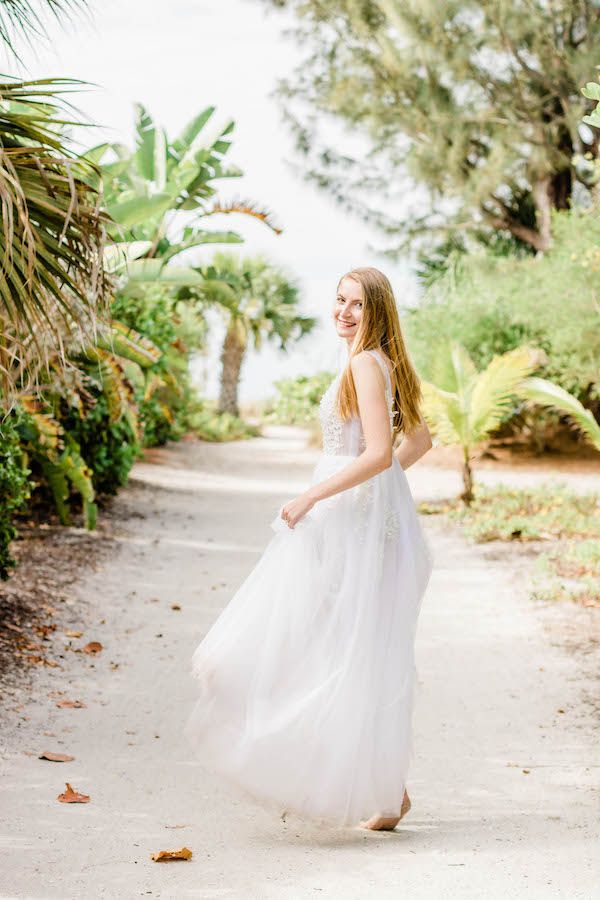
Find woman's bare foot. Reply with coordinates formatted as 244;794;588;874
358;789;411;831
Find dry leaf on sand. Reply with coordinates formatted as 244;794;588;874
58;783;90;803
39;751;75;762
151;847;192;862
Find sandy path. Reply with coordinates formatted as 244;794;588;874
1;427;598;899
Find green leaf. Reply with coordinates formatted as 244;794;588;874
103;241;153;274
581;82;600;101
124;259;206;286
106;193;173;229
582;112;600;128
172;106;216;157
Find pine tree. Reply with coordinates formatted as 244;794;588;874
265;0;600;254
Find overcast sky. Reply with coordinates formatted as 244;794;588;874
17;0;419;403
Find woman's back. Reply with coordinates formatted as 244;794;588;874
318;348;394;456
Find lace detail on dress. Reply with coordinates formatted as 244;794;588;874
318;373;344;454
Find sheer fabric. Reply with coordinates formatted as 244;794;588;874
183;349;433;826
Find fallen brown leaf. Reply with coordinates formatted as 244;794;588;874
151;847;192;862
81;641;103;654
65;630;83;638
171;603;181;611
39;751;75;762
58;783;90;803
56;699;86;708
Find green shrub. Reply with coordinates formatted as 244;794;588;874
263;371;335;425
406;208;600;406
60;391;140;496
0;417;32;579
185;396;259;441
111;287;208;447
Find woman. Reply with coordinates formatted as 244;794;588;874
183;266;434;830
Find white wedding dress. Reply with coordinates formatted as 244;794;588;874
183;349;433;827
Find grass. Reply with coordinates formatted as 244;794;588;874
419;483;600;607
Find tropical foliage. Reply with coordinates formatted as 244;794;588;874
420;344;540;502
184;252;316;416
264;371;335;426
0;76;108;401
0;417;31;579
87;103;281;292
406;209;600;410
0;75;317;576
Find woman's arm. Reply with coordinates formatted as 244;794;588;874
280;352;392;528
394;417;433;470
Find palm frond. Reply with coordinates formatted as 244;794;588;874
0;76;109;402
0;1;87;63
421;381;465;445
469;346;539;441
519;377;600;451
100;320;162;368
205;196;283;235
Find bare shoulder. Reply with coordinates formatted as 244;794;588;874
349;350;378;379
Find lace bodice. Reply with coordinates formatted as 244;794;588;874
318;349;395;456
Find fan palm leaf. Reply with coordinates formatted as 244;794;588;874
0;76;108;400
469;346;539;441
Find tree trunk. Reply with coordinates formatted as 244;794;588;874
531;177;553;253
485;213;550;253
218;319;246;417
460;451;474;505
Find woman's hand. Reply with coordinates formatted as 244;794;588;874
280;491;316;529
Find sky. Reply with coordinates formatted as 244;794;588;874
16;0;420;404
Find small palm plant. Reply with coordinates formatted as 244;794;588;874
421;344;541;503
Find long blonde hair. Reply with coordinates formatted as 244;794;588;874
335;267;423;436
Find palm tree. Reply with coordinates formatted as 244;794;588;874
0;0;109;408
421;344;540;503
192;252;316;417
0;76;108;399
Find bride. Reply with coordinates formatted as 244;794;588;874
183;266;434;830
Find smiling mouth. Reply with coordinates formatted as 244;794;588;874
338;320;355;327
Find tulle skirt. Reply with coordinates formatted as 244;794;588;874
183;452;433;827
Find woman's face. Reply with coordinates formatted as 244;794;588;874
333;277;363;344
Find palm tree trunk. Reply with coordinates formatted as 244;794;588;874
218;318;246;416
461;449;474;505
